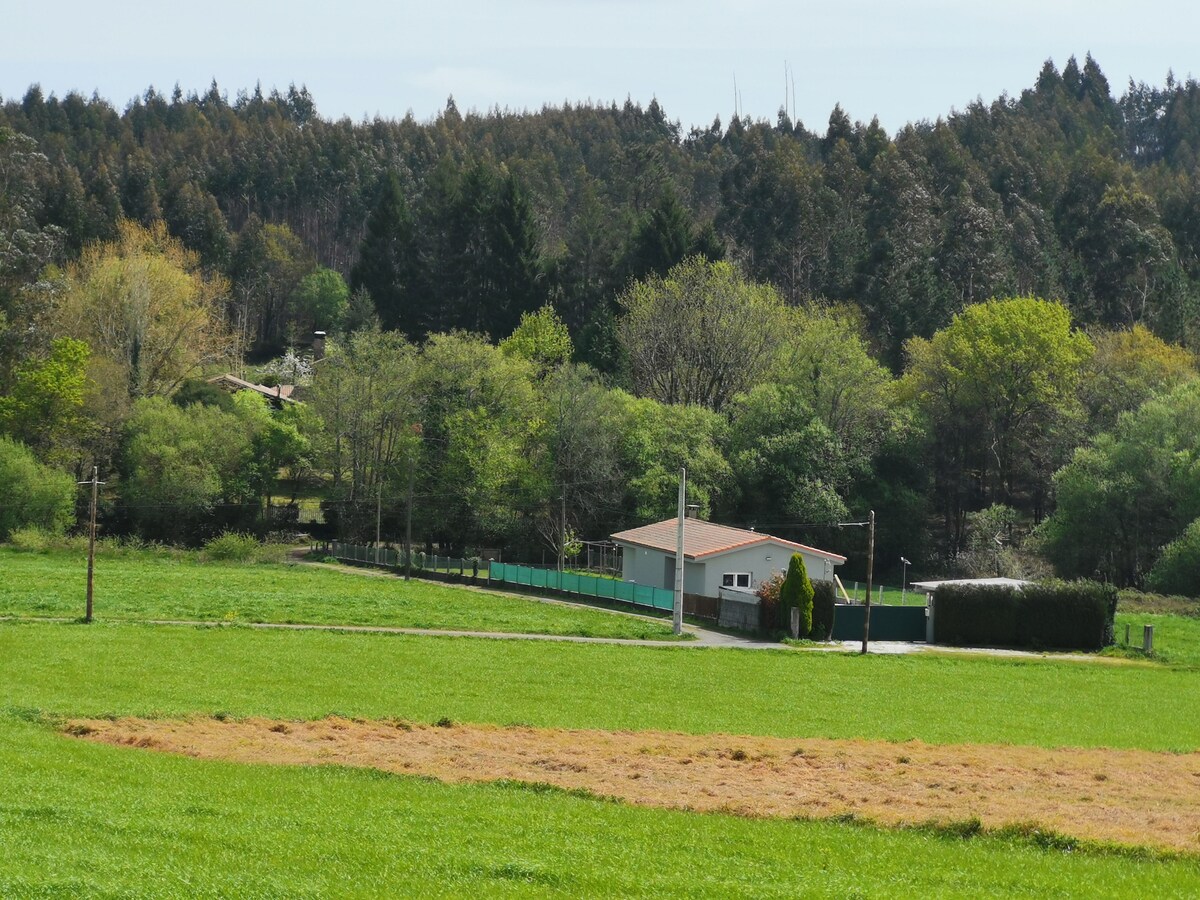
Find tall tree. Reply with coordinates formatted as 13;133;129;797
904;298;1093;545
350;172;419;335
618;258;785;410
53;220;233;401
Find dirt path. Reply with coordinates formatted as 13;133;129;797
70;716;1200;853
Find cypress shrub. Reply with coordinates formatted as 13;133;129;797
779;554;814;636
811;580;836;640
932;580;1116;651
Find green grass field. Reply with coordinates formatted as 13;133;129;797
0;549;676;640
4;621;1199;750
4;717;1198;898
2;622;1200;896
1115;611;1200;668
4;546;1200;895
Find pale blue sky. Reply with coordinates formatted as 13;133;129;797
2;1;1197;133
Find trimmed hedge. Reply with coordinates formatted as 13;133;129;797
811;580;836;641
932;580;1117;651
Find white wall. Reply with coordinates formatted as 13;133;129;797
620;540;839;598
700;543;838;599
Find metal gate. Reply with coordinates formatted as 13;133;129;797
829;604;927;642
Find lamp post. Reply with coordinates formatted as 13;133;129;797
900;557;911;605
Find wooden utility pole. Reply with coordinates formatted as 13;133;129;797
375;480;383;563
673;467;686;636
860;509;876;654
404;462;415;581
79;466;104;624
558;489;567;573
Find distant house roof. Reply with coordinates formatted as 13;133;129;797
206;373;297;404
909;577;1031;591
611;518;847;564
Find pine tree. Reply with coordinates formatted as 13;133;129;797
485;172;545;338
350;172;419;335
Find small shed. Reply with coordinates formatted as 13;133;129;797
610;518;846;599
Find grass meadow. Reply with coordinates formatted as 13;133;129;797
0;549;676;640
3;548;1200;895
1114;611;1200;668
4;715;1199;898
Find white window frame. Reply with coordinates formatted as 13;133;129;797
722;572;752;588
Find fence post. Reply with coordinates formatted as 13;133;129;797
1143;625;1155;654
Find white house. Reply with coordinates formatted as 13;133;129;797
611;518;847;599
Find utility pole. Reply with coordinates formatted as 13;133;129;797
860;509;876;655
673;467;686;636
404;461;415;581
558;489;566;573
375;480;383;564
79;466;105;624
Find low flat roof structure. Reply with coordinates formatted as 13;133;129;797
909;577;1031;590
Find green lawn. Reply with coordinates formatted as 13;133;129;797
1115;611;1200;668
4;622;1199;751
0;549;676;640
4;579;1200;894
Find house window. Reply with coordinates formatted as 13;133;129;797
722;572;751;588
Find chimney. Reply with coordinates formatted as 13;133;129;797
685;504;700;519
312;331;326;361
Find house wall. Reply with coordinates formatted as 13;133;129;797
620;540;839;598
619;544;705;593
700;544;839;599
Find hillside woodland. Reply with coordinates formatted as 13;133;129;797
3;55;1200;589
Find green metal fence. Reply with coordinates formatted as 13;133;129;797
321;543;673;613
488;561;675;612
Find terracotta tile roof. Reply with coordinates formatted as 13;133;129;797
611;518;846;563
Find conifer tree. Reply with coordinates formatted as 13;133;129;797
779;553;815;636
351;172;418;335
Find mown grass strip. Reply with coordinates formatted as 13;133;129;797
0;549;675;640
3;621;1200;750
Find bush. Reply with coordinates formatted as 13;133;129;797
779;555;814;636
755;571;784;630
7;526;86;553
202;532;261;562
202;532;289;564
1147;518;1200;598
811;581;836;641
933;580;1117;651
0;437;76;541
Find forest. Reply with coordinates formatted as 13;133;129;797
2;54;1200;590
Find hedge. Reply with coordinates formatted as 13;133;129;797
811;580;836;641
932;580;1117;651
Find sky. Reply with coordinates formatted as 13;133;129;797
2;1;1198;134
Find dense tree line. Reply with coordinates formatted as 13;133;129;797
3;58;1200;590
4;57;1200;362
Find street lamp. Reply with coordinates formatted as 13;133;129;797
900;557;911;605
